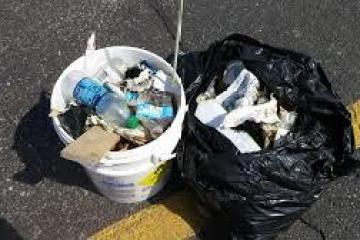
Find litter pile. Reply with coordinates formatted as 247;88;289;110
175;34;357;240
195;60;297;153
56;60;176;150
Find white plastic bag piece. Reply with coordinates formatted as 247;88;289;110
133;69;152;85
218;128;261;153
86;32;96;53
195;99;261;153
223;96;280;128
152;76;167;92
275;110;297;140
87;32;96;50
196;79;216;103
195;99;227;128
93;62;126;85
126;70;152;92
216;69;260;111
152;70;179;93
104;82;126;99
86;115;150;145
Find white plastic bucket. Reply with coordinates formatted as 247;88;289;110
51;46;186;203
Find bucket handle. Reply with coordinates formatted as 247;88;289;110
151;153;176;167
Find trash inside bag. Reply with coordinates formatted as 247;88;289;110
175;34;357;239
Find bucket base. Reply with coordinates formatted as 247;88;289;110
87;166;172;203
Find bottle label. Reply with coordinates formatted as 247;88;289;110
125;91;139;102
136;104;174;120
73;78;108;107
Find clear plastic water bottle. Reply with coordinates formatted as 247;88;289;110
125;90;174;120
63;70;130;128
125;89;174;139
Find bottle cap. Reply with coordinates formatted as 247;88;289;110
126;115;140;129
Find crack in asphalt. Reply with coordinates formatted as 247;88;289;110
300;218;326;240
146;0;186;52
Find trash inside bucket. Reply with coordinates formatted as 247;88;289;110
51;46;186;203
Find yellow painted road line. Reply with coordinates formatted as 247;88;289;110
89;190;202;240
348;100;360;148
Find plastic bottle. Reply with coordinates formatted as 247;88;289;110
63;70;130;128
126;90;174;120
125;90;174;138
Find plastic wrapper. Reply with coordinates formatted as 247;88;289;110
139;118;172;139
174;34;358;240
223;61;245;86
195;99;260;153
216;67;260;111
275;109;297;141
93;63;126;85
223;95;280;128
86;115;150;145
196;79;216;103
125;69;153;92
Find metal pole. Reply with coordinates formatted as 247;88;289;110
172;0;184;83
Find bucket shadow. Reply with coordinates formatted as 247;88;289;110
12;91;93;190
0;218;24;240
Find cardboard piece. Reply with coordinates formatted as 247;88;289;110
61;126;120;164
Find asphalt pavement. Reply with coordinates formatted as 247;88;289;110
0;0;359;239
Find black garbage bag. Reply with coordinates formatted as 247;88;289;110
175;34;357;239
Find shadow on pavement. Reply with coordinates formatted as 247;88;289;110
0;218;24;240
12;91;94;191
